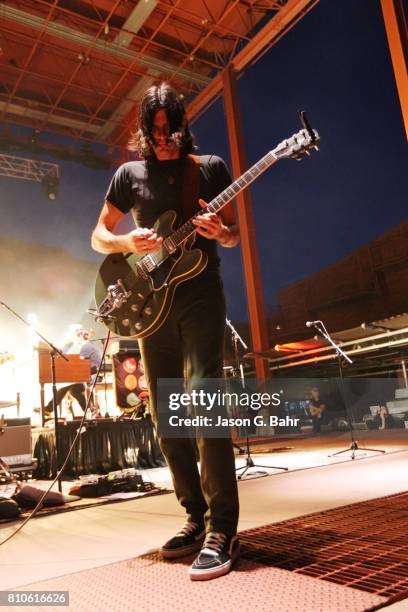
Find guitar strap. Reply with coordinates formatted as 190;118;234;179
181;154;201;222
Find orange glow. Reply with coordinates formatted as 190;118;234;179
273;340;327;353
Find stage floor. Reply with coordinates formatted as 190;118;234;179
0;433;407;610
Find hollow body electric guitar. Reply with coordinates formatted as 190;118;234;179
94;115;320;339
309;402;326;417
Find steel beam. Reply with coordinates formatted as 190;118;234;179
380;0;408;140
0;102;102;135
1;4;210;88
222;67;270;379
187;0;319;122
0;153;59;181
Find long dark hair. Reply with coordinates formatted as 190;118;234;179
128;82;195;158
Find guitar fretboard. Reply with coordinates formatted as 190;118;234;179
142;125;318;267
170;150;277;247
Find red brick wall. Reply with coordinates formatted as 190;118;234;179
274;220;408;341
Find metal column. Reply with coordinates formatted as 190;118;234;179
380;0;408;140
222;66;270;379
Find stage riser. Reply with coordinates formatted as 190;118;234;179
32;418;164;478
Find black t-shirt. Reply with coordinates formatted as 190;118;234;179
105;154;232;271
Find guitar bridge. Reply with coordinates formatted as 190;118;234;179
93;278;132;322
116;279;131;299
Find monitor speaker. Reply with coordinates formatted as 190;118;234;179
0;418;32;466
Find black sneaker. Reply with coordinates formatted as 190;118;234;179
189;532;240;580
160;521;205;559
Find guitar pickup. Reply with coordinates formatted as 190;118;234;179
136;261;149;280
163;237;177;254
143;255;156;272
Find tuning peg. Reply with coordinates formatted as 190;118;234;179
314;145;319;151
305;150;310;156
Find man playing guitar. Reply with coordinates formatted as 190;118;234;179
91;82;240;581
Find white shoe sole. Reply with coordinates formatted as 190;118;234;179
189;545;240;581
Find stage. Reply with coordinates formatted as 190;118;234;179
30;423;408;477
1;433;408;611
0;1;407;609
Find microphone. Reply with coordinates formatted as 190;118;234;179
305;320;323;328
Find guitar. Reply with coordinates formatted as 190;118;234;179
309;402;326;417
93;121;320;339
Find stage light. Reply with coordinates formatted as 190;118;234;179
41;172;59;200
27;313;37;326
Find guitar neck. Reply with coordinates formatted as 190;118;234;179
169;149;278;247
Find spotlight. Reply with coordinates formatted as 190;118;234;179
41;172;59;200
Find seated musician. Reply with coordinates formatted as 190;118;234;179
308;386;326;433
373;404;396;430
43;326;102;417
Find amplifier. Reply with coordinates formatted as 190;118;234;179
0;418;32;467
118;340;140;353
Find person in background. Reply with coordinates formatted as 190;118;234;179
374;404;396;429
308;386;327;433
42;326;102;417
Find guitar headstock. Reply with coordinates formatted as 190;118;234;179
274;127;320;161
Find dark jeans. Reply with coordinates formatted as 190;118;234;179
139;273;239;536
311;414;322;433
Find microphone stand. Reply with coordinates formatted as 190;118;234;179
226;319;288;479
225;319;246;455
309;320;385;460
0;301;68;491
225;319;248;387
